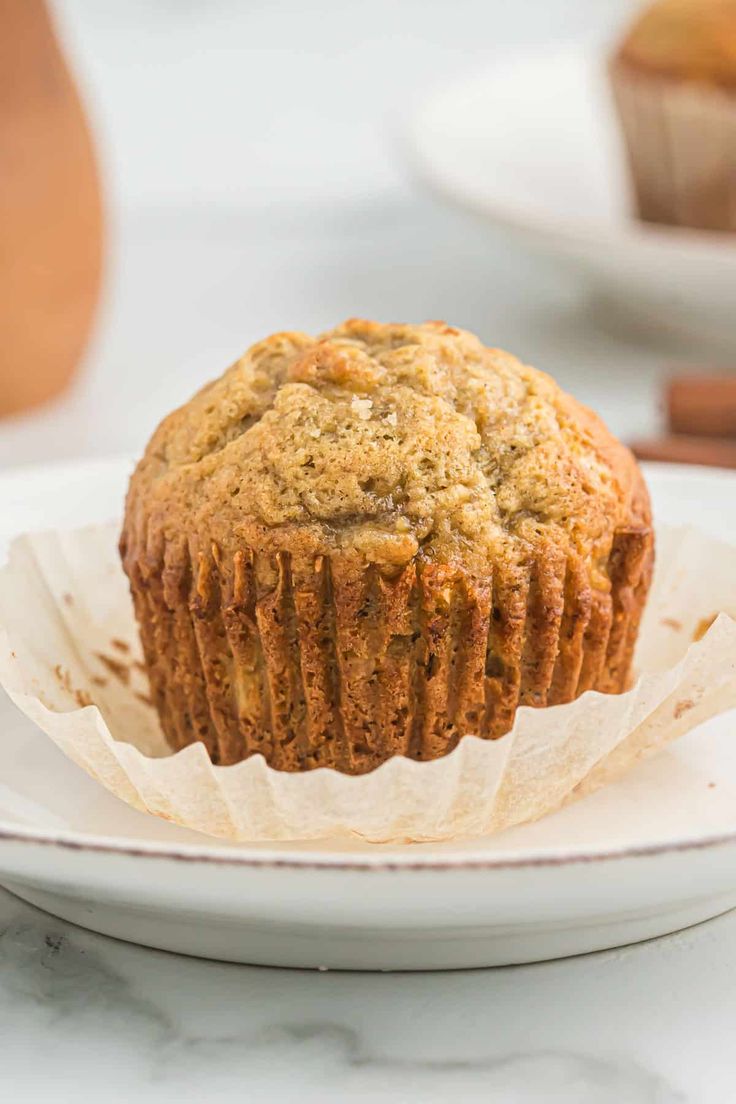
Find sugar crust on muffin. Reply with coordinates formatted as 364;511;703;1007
122;320;653;773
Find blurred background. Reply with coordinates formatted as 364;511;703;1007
0;0;727;471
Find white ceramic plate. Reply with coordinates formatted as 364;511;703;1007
409;46;736;343
1;456;736;971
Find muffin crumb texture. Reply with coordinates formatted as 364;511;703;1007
122;320;653;773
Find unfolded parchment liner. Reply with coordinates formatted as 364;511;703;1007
0;521;735;843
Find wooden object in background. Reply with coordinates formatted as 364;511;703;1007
0;0;102;416
667;376;736;438
631;434;736;470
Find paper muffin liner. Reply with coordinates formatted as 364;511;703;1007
609;59;736;231
0;521;735;843
121;523;651;776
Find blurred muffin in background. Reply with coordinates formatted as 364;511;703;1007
610;0;736;232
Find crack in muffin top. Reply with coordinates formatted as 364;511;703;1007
128;320;648;580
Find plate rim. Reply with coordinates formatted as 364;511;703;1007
1;454;736;873
2;817;736;872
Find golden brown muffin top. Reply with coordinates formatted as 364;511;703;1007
126;320;648;583
615;0;736;86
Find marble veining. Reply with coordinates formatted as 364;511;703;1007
0;885;732;1102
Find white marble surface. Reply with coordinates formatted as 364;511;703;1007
1;882;734;1103
3;1;736;1099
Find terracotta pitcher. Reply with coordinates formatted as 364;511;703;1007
0;0;102;416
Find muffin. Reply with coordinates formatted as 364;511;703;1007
121;320;653;774
610;0;736;231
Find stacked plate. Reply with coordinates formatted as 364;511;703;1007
1;458;736;970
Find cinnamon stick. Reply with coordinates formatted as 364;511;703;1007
667;376;736;438
631;434;736;469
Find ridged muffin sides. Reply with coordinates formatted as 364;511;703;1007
121;321;653;773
